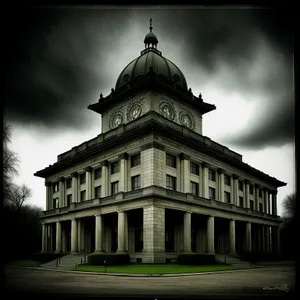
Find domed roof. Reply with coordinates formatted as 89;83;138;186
115;19;188;92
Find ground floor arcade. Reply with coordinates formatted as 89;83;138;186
41;207;281;263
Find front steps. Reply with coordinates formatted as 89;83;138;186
215;253;251;268
41;253;87;270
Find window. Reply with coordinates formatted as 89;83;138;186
225;191;231;203
80;173;86;184
53;183;59;193
67;194;72;206
209;187;216;200
131;175;141;190
80;190;86;201
190;162;199;175
239;181;243;191
224;175;231;186
53;198;59;208
249;185;254;195
250;200;254;210
94;168;102;179
259;189;262;197
166;175;176;190
66;178;72;189
259;203;263;212
208;169;216;181
166;153;176;168
239;196;244;208
190;181;199;196
131;154;141;168
111;181;119;195
111;161;119;174
95;186;102;198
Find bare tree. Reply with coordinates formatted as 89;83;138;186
7;184;32;211
3;124;19;203
282;193;296;219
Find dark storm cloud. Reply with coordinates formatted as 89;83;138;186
6;7;293;147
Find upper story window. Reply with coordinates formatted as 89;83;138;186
94;167;102;180
80;190;86;201
111;181;119;195
166;153;176;168
190;162;199;175
53;198;59;208
239;196;244;208
111;161;119;175
80;173;86;184
95;186;102;198
224;175;231;186
131;154;141;168
258;189;262;197
224;191;231;203
190;181;199;196
209;187;216;200
239;181;243;191
259;203;263;212
250;200;254;210
53;183;59;193
66;178;72;189
166;175;176;190
67;194;72;206
249;185;254;195
131;175;141;190
208;169;216;181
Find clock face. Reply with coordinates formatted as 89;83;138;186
160;104;174;120
129;104;142;120
111;113;123;128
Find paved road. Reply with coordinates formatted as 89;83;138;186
5;266;295;298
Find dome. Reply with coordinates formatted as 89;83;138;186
115;19;188;92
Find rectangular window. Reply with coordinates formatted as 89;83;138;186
209;187;216;200
249;185;254;195
239;181;243;191
166;175;176;190
53;198;59;208
80;190;86;201
94;168;102;179
250;200;254;210
224;175;231;186
190;162;199;175
53;183;59;193
111;161;119;174
131;175;141;190
95;186;102;198
259;203;263;212
66;178;72;189
190;181;199;196
166;153;176;168
131;154;141;168
239;196;244;208
80;173;86;184
111;181;119;195
67;194;72;206
208;169;216;181
259;189;262;197
224;191;231;203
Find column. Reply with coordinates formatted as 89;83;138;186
257;226;262;251
41;223;47;252
264;189;269;214
229;219;236;254
55;221;62;253
58;177;65;208
207;215;215;253
244;180;250;208
232;175;239;205
183;211;192;252
91;169;95;199
77;219;81;253
265;226;270;252
124;212;128;252
95;214;104;252
246;222;252;252
71;172;78;203
180;153;190;193
272;191;278;216
261;226;265;251
276;226;281;253
119;153;128;192
218;168;224;202
71;218;78;253
45;183;51;210
84;167;92;200
101;161;109;197
117;211;127;252
255;184;260;211
202;163;209;198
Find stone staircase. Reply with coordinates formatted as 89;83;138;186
41;254;88;270
215;253;252;268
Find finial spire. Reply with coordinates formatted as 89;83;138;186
149;18;153;32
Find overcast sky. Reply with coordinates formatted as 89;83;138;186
6;6;294;216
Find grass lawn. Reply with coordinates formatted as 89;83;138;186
255;260;295;266
74;264;235;274
8;259;41;267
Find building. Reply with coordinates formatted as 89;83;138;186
34;20;286;263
